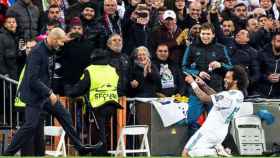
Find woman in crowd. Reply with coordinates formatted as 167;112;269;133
128;46;161;97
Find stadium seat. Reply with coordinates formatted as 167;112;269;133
44;126;66;157
108;125;150;157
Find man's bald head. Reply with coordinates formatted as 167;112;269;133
189;1;202;20
47;28;66;50
48;27;66;40
104;0;118;15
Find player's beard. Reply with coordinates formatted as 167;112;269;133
224;80;234;90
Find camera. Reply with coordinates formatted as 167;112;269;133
136;12;149;18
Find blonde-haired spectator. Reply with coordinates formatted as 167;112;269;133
128;46;161;97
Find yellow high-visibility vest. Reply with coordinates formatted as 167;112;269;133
86;65;119;108
14;65;26;108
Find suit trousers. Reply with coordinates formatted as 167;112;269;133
3;100;83;155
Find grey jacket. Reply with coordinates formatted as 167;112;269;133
7;0;39;40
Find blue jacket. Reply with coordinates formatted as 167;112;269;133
18;41;52;108
182;41;232;91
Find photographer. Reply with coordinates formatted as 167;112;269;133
123;3;151;55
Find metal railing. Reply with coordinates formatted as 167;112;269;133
0;74;21;129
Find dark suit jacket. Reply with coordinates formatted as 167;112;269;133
19;41;52;108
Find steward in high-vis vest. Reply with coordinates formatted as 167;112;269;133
64;49;123;155
14;66;26;108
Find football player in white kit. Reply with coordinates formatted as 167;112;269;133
182;65;249;157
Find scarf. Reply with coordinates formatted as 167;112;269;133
103;13;122;36
273;3;280;20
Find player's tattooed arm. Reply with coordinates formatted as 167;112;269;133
195;77;216;95
192;86;213;103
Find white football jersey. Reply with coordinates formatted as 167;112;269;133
200;90;244;140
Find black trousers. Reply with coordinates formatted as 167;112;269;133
92;104;116;155
20;113;45;156
3;100;83;155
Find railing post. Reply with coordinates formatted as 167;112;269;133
9;83;12;129
3;80;6;125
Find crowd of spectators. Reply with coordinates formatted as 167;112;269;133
0;0;279;99
0;0;280;153
0;0;280;155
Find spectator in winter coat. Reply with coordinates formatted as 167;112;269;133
259;0;273;17
182;23;232;137
220;0;237;20
6;0;39;40
232;2;248;31
230;29;260;95
174;0;187;30
0;16;20;119
38;5;65;34
153;43;185;97
258;33;280;98
106;33;130;97
123;3;151;55
150;10;184;64
250;15;274;50
80;2;106;48
65;0;97;23
101;0;123;38
182;1;207;29
0;15;20;80
210;8;235;49
128;46;161;97
62;17;94;87
182;23;232;92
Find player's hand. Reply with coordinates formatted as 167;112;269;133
195;76;206;86
199;71;211;80
185;75;194;84
208;61;221;70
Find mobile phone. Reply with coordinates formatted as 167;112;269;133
69;32;81;39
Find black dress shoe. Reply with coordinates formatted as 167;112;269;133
2;152;13;156
78;141;103;156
